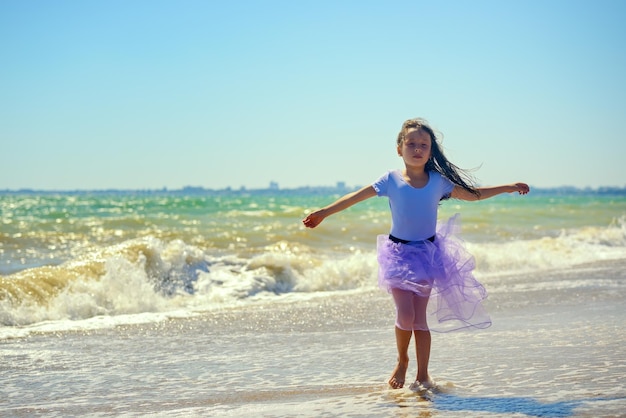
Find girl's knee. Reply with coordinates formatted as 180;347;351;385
395;308;415;331
392;288;423;331
412;318;429;330
395;319;414;331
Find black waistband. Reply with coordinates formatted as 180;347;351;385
389;234;435;244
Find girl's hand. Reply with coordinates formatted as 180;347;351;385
301;186;376;228
302;210;326;228
511;183;530;195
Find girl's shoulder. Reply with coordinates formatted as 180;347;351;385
378;169;444;187
428;170;443;179
373;169;403;195
428;170;451;184
376;169;402;181
428;170;455;193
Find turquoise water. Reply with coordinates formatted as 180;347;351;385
3;191;625;261
1;190;625;417
1;190;625;329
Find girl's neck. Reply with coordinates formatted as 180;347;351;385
402;167;429;188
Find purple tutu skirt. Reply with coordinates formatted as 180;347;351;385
377;214;491;332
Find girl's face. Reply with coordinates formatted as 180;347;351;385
398;128;432;169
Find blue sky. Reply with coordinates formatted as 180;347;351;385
2;0;625;190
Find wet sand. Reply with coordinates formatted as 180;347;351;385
2;260;625;417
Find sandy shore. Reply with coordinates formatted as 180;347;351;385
2;260;625;417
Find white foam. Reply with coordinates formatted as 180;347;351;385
1;217;625;337
470;217;626;274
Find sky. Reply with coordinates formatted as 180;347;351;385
1;0;625;191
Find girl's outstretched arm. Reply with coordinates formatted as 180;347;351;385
451;183;529;201
302;185;377;228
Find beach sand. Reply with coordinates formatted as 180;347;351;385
2;259;625;417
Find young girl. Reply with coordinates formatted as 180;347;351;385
302;118;529;391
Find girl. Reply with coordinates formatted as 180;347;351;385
302;118;529;391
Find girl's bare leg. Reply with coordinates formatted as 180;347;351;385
414;329;432;385
389;326;412;389
412;292;434;387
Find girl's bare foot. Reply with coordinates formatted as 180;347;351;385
421;376;435;389
388;360;408;389
409;376;436;391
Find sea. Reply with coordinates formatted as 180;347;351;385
1;188;625;417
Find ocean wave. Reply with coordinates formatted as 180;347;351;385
0;236;376;330
1;217;624;335
470;215;626;274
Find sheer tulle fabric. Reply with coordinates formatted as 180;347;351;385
377;214;491;332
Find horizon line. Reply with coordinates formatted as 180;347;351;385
2;184;626;195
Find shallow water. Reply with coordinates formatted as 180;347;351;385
2;259;624;417
2;191;625;416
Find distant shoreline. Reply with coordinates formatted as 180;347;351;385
1;185;626;196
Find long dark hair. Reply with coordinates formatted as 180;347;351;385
397;118;480;198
